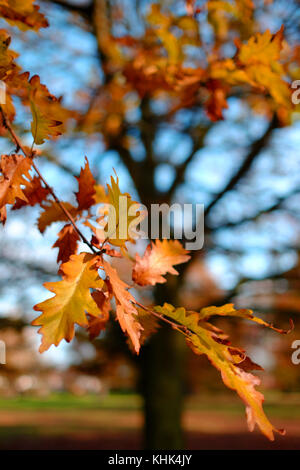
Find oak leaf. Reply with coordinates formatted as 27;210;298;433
37;200;77;233
12;176;49;210
0;153;32;210
52;223;80;264
33;253;104;352
104;175;143;247
29;75;64;145
75;157;96;211
132;239;190;286
0;0;48;31
198;303;293;333
87;289;111;340
155;303;285;441
102;260;142;354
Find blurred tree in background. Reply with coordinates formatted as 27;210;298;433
0;0;300;449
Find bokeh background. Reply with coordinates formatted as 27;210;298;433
0;0;300;450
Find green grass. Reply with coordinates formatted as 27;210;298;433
0;393;142;411
0;392;299;418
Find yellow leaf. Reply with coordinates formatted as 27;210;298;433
104;174;143;247
238;28;283;66
154;303;285;441
33;253;104;352
198;303;293;333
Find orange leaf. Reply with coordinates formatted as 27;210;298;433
132;239;190;286
0;153;32;210
102;260;142;354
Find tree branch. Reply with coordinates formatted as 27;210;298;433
0;105;97;254
43;0;93;18
204;114;279;218
169;125;212;198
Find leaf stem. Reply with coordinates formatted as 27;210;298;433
134;300;192;337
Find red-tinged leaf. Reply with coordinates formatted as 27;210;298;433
52;223;80;264
0;154;32;210
12;176;49;210
0;0;48;31
75;157;96;210
102;259;142;354
132;239;190;286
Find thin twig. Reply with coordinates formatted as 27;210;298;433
0;105;97;254
134;300;192;337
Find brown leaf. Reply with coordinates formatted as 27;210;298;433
75;157;96;210
12;176;49;210
87;289;111;340
52;223;80;264
37;200;78;234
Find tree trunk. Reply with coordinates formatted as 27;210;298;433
139;283;187;449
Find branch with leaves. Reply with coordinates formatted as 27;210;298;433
0;0;297;442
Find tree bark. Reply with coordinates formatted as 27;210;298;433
139;282;187;449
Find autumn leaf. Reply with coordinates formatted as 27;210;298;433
87;289;111;340
197;303;294;334
12;175;49;210
104;175;143;247
52;223;80;264
0;29;18;81
102;259;142;354
0;205;6;224
29;75;64;145
154;303;285;441
210;27;291;111
0;0;48;31
33;253;104;352
135;307;160;345
75;157;96;210
37;200;77;234
132;239;190;286
0;153;32;210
